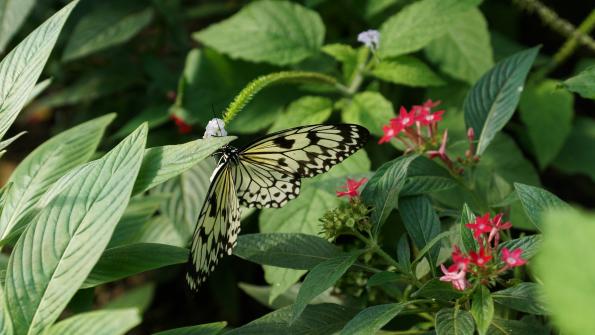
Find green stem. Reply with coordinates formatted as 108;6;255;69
223;71;348;123
352;230;401;271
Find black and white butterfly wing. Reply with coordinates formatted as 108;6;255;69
187;162;240;290
234;124;369;208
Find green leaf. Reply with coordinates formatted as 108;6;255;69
239;282;341;310
399;195;441;273
108;194;166;248
563;65;595;99
361;154;417;236
340;303;404;335
322;44;364;84
44;309;141;335
269;96;333;133
153;322;227;335
519;80;574;168
0;0;78;141
534;209;595;334
411;279;464;301
155;158;215;241
396;234;411;271
234;233;341;270
435;308;475;335
4;124;147;334
492;283;547;315
367;271;399;287
498;235;542;260
225;303;357;335
471;286;494;335
553;116;595;182
402;156;457;196
292;252;360;323
459;204;477;253
0;114;114;240
370;56;445;87
193;0;324;66
425;9;493;84
487;317;549;335
0;284;12;335
464;46;540;155
104;283;155;313
133;136;234;194
264;267;307;305
514;183;569;231
341;91;394;136
82;243;188;288
133;216;185;247
411;231;450;268
62;1;154;61
0;0;35;53
378;0;481;58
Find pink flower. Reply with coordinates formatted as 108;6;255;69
427;130;449;161
416;109;444;126
439;264;469;291
465;213;493;239
501;248;526;267
378;123;402;144
336;178;368;199
469;247;492;267
171;115;192;134
394;106;415;128
488;213;512;243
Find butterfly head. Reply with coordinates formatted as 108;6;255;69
215;145;240;164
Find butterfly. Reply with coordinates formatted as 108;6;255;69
186;124;369;290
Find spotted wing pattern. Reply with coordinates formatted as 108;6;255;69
234;124;369;208
186;162;241;290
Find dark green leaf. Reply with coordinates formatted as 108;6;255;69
340;303;404;335
471;286;494;335
396;234;411;271
153;322;226;335
487;317;549;335
553;116;595;182
492;283;547;315
411;279;464;301
459;204;477;253
367;272;399;287
514;183;569;231
104;283;155;313
402;156;457;196
435;308;475;335
498;235;542;260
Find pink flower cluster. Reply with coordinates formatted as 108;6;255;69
378;99;444;147
336;178;367;199
440;213;526;291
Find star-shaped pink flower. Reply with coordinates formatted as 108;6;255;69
439;264;469;291
336;178;368;199
501;247;526;267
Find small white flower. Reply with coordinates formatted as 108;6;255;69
203;118;227;138
357;29;380;51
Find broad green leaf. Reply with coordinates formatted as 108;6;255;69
4;124;147;335
133;216;185;247
534;209;595;335
44;309;141;335
425;9;493;84
0;114;114;240
133;136;234;194
411;279;464;301
0;1;78;142
62;1;154;61
378;0;481;58
498;235;542;260
553;116;595;182
519;80;574;168
396;234;411;271
154;322;227;335
0;285;12;335
291;252;360;323
239;282;341;310
471;286;494;335
367;271;399;288
411;231;450;267
361;154;417;236
234;233;341;270
464;47;540;155
399;195;441;273
322;44;365;83
435;308;475;335
340;303;404;335
225;303;357;335
341;91;394;136
563;65;595;99
82;243;187;288
194;0;324;66
104;283;155;313
107;194;166;248
269;96;333;133
402;156;457;196
264;267;306;305
492;283;547;315
155;158;215;241
0;0;35;53
487;317;549;335
459;204;477;253
26;78;52;105
514;183;568;231
370;56;445;87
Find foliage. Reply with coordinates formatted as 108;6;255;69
0;0;593;334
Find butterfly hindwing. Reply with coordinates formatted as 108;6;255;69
187;162;240;290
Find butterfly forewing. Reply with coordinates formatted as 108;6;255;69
187;162;241;290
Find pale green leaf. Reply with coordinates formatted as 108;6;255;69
0;1;78;141
378;0;481;58
107;194;166;248
514;183;569;231
553;116;595;182
0;0;35;53
193;0;324;66
104;283;155;313
82;243;187;288
62;2;154;61
0;114;114;240
435;308;475;335
264;267;306;305
492;283;547;315
340;303;404;335
4;124;147;335
425;9;493;84
0;131;25;152
471;286;494;335
563;65;595;99
464;47;540;155
133;216;185;247
153;322;226;335
44;309;141;335
0;284;12;335
322;44;364;83
269;96;333;133
341;91;394;137
519;80;574;168
370;56;445;87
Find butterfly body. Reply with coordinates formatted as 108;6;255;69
187;124;369;290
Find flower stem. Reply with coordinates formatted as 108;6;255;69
222;71;348;123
